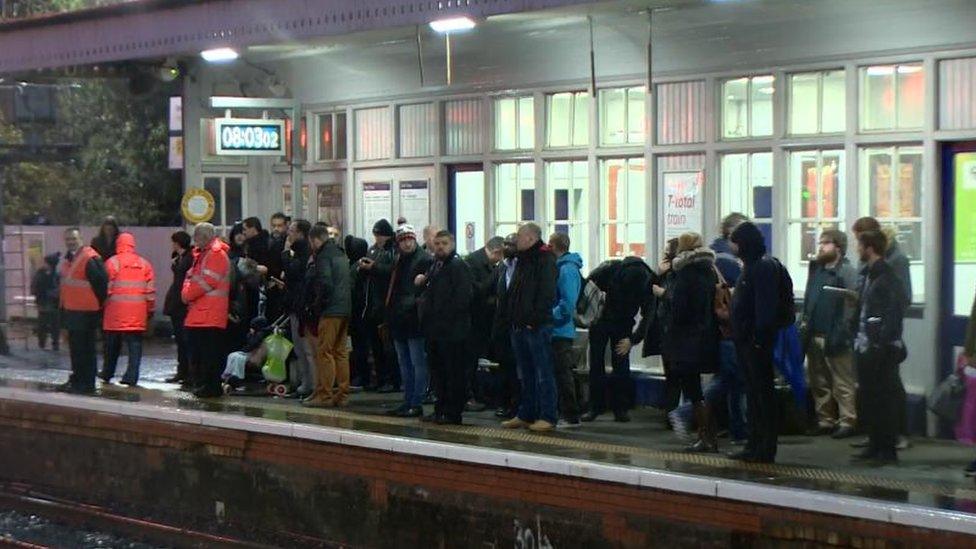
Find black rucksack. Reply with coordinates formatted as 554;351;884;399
772;258;796;328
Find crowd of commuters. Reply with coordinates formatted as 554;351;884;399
43;205;976;469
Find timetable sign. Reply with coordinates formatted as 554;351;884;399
214;118;286;156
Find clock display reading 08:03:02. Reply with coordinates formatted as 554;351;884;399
219;124;282;151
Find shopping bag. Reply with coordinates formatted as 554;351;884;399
928;356;966;422
261;332;293;383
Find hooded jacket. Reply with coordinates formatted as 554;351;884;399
552;252;583;340
345;235;370;320
363;239;396;322
590;256;654;335
281;238;311;314
507;240;558;329
853;258;906;354
881;226;912;308
661;247;719;374
31;253;61;308
103;233;155;332
730;221;781;347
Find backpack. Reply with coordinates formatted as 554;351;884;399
574;272;605;328
772;258;796;328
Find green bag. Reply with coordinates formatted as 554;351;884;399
261;331;293;383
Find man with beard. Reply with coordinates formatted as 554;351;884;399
851;230;907;465
265;212;290;321
417;231;473;425
801;230;858;439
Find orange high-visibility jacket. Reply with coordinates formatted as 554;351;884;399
181;237;231;329
59;245;101;312
103;233;156;332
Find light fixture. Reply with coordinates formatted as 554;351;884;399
429;16;476;33
752;75;774;85
200;48;239;63
866;66;895;76
758;87;775;95
897;65;922;74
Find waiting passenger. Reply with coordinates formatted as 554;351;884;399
100;233;156;387
359;219;398;393
463;236;506;412
282;219;314;398
490;234;521;420
801;229;858;439
851;230;908;466
163;231;193;385
549;232;583;428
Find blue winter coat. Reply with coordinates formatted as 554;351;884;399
552;252;582;340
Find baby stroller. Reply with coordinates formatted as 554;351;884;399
221;315;293;396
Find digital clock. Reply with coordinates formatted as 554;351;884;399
214;118;286;156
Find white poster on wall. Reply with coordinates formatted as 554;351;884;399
399;180;430;230
662;170;705;241
362;182;393;238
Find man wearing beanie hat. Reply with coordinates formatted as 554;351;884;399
728;221;789;463
801;229;858;440
357;218;399;392
384;225;433;417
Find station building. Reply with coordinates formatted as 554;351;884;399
2;0;976;433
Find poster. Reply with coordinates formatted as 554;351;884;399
464;222;477;254
168;136;183;170
399;180;430;230
362;182;393;238
956;153;976;262
169;96;182;132
317;185;343;231
662;170;704;241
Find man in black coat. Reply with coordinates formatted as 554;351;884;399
264;212;290;322
501;223;559;432
851;230;908;465
583;256;654;423
345;235;371;388
417;230;473;425
490;234;520;419
358;219;399;392
463;236;506;410
728;221;783;464
282;219;314;397
163;231;193;384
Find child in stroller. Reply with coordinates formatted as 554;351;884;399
222;317;273;393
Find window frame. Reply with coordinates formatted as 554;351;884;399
546;159;590;269
600;156;647;260
788;69;846;135
858;143;925;267
492;161;537;236
720;74;775;140
494;95;535;151
314;111;347;162
859;62;925;132
598;86;647;147
545;90;590;149
719;150;774;228
202;174;247;233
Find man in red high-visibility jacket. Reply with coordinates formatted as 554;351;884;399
99;232;155;387
56;227;108;395
182;222;232;398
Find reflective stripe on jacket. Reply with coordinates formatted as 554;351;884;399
103;233;156;332
59;246;100;312
181;237;231;329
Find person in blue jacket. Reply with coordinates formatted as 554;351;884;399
549;232;583;428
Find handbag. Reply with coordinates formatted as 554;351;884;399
929;365;966;422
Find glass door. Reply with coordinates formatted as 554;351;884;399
448;165;485;255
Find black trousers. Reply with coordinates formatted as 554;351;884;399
37;307;60;350
428;339;467;421
67;328;97;391
587;324;632;415
856;348;901;457
170;313;189;380
737;341;777;461
675;370;704;403
188;327;225;393
552;337;581;420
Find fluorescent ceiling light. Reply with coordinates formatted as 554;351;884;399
752;75;774;84
201;48;239;63
429;16;476;33
758;87;775;94
866;66;895;76
897;65;922;74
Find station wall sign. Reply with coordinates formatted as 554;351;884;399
214;118;286;156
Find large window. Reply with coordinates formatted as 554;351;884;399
495;96;535;150
860;145;924;301
720;152;773;247
601;158;646;259
282;184;310;219
599;87;646;146
202;175;245;232
316;112;347;161
722;75;774;139
494;162;536;236
787;150;846;295
546;91;589;148
790;70;846;134
860;63;925;131
547;161;589;271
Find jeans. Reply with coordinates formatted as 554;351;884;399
170;313;189;380
101;332;144;384
738;340;777;461
856;347;902;456
587;324;632;415
395;336;428;408
428;339;467;421
511;325;558;425
552;337;581;421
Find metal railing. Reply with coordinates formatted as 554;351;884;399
0;0;136;20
